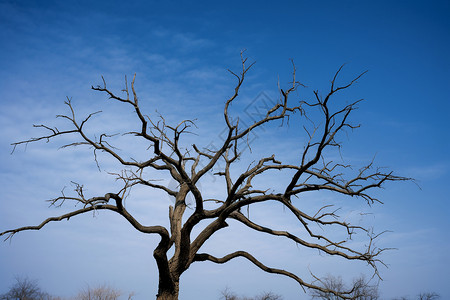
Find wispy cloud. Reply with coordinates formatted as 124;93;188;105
1;1;449;299
404;163;449;181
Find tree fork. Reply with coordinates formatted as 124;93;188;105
1;55;410;299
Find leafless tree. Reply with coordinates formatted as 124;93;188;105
310;275;346;300
76;284;122;300
220;288;239;300
220;288;282;300
417;292;440;300
1;52;409;300
256;292;282;300
392;293;440;300
0;276;56;300
310;274;379;299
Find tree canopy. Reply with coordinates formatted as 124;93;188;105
1;54;409;299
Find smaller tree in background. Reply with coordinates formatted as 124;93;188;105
309;275;379;300
220;288;282;300
0;277;136;300
0;277;55;300
417;292;440;300
76;284;126;300
393;293;440;300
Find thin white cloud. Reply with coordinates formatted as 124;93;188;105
1;2;449;299
404;163;449;181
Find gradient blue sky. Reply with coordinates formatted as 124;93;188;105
0;1;449;299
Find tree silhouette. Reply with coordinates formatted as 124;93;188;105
1;53;408;300
220;288;282;300
310;274;379;299
76;284;128;300
0;277;54;300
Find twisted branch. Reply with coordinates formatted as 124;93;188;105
2;56;410;298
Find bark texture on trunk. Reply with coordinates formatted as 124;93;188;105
156;281;179;300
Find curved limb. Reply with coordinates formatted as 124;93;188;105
193;251;356;299
1;203;169;242
229;211;386;268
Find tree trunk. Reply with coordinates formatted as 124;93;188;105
156;281;179;300
153;231;180;300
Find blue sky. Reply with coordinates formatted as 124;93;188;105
0;0;449;299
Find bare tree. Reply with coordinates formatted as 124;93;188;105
76;284;122;300
220;288;282;300
220;288;239;300
310;275;379;300
417;292;440;300
1;53;409;300
392;293;440;300
256;292;282;300
310;275;345;300
0;276;55;300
